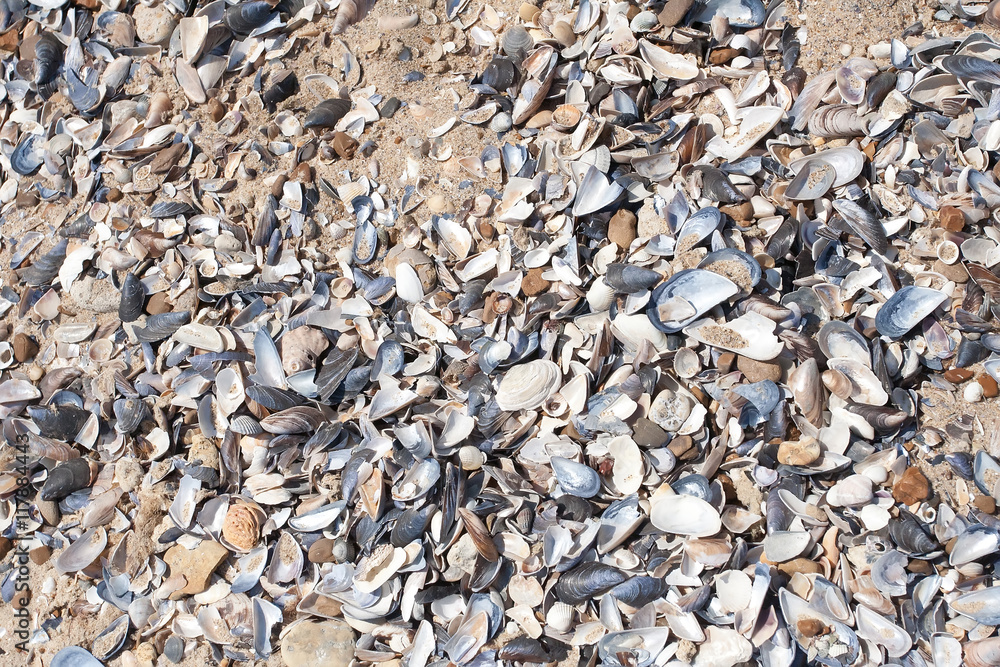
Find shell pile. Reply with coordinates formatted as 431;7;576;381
10;0;1000;665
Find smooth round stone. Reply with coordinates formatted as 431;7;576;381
282;620;357;667
860;465;888;485
134;3;177;45
965;382;985;402
777;437;821;467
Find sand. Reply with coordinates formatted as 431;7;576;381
2;0;994;664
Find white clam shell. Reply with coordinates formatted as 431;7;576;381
650;493;721;537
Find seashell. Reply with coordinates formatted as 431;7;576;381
495;360;562;411
951;587;1000;626
224;0;276;35
647;269;739;333
572;165;624;216
832;199;888;255
55;527;107;574
650;493;721;537
512;46;557;124
260;406;325;434
966;637;1000;667
604;263;661;293
11;133;44;176
780;589;859;667
118;272;145;322
40;458;98;501
874;286;948;339
223;503;262;552
304;99;352;130
33;33;63;87
553;561;630;605
551;104;583;132
697;248;762;292
113;397;150;434
501;26;532;61
92;614;130;661
789;358;824;426
631;152;678;181
352;218;379;264
482;56;516;90
23;239;68;286
332;0;378;33
50;647;104;667
610;576;669;607
808;105;868;138
498;637;549;663
280;326;329;374
639;39;698;80
684;312;784;361
690;0;765;26
676;206;723;252
673;347;701;378
785;159;836;200
550;456;601;498
263;70;298;111
391;506;434;547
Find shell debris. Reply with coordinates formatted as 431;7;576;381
6;0;1000;665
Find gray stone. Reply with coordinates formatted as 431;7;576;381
282;620;356;667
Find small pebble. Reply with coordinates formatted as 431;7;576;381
979;373;999;398
893;467;930;506
861;465;888;485
608;209;637;249
777;437;821;467
965;382;984;402
840;44;853;57
943;368;973;383
938;205;965;232
974;495;996;514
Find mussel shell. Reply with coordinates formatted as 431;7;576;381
11;132;44;176
353;218;379;264
29;403;93;441
390;505;434;547
23;238;68;286
554;561;630;605
50;647;104;667
224;0;276;35
832;199;888;255
371;339;405;378
610;576;669;607
889;511;938;555
252;195;279;247
646;269;739;333
135;312;191;343
497;637;549;663
114;397;150;434
304;98;352;130
676;206;723;251
697;248;762;291
92;614;130;661
551;456;601;498
246;384;304;410
40;457;97;501
689;0;765;27
118;272;145;322
263;70;298;110
604;263;661;294
482;56;516;90
874;286;948;339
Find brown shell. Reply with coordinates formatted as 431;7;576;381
223;504;261;552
